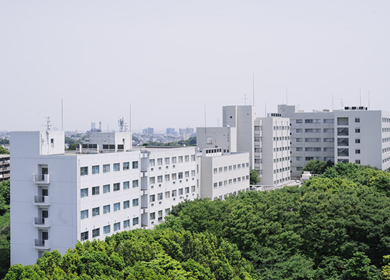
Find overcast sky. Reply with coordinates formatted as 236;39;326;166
1;1;389;133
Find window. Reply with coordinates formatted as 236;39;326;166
165;191;170;198
80;231;88;241
191;185;195;192
132;199;139;207
92;165;99;174
172;173;177;180
324;119;334;123
132;180;139;188
150;194;155;202
80;210;88;220
296;157;303;161
158;210;163;218
191;170;196;177
229;179;232;185
305;129;321;133
123;219;130;228
355;149;361;154
355;128;361;133
149;159;155;166
114;222;120;231
296;138;303;142
305;138;321;142
296;129;303;133
355;160;361;164
296;119;303;124
103;164;110;173
133;217;139;225
80;167;88;176
324;128;334;133
219;182;222;187
113;163;120;171
150;212;155;220
123;162;129;170
355;139;361;144
90;187;99;198
103;205;110;214
92;207;100;217
305;119;321;123
185;155;189;162
214;183;217;189
324;138;334;142
179;188;183;195
150;177;155;184
158;193;163;200
185;187;189;194
157;176;163;183
178;172;183;179
80;188;88;198
165;174;170;181
114;202;120;211
178;156;183;163
233;165;237;170
305;147;321;152
92;228;100;238
229;166;232;171
132;161;138;169
355;118;360;123
113;183;120;191
165;157;170;164
157;158;163;165
123;181;129;190
185;171;190;178
122;200;130;209
214;168;217;174
324;147;334;152
172;157;177;164
103;225;110;234
296;147;303;151
103;184;110;193
172;190;177;197
165;208;170;215
191;155;196;161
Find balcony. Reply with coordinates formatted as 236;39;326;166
33;196;50;206
33;174;50;184
33;239;50;250
34;217;50;228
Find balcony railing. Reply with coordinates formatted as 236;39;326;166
34;217;50;227
34;196;50;205
34;239;50;249
33;174;50;184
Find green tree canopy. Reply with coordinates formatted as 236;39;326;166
249;169;260;185
0;146;9;155
302;159;333;175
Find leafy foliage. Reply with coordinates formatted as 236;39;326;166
249;169;260;185
160;163;390;279
302;159;334;175
5;229;255;279
0;146;9;154
0;180;10;279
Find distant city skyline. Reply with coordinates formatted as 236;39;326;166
1;1;389;132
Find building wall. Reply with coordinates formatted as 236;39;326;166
200;149;250;200
196;127;237;153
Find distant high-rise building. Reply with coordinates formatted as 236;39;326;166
166;128;175;135
186;128;194;135
142;128;154;135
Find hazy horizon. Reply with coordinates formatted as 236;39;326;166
1;1;389;132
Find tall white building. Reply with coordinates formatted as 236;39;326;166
197;105;291;187
10;130;250;266
277;104;390;178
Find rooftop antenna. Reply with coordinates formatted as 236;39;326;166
253;73;255;106
118;117;125;132
242;94;248;105
332;93;334;112
360;88;362;106
44;117;52;131
341;99;344;109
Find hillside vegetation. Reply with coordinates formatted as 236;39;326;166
5;163;390;279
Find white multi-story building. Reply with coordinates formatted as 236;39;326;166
277;104;390;178
10;130;250;266
199;148;250;200
197;105;291;186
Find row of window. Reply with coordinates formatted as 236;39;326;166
273;136;290;141
296;138;336;143
213;189;249;200
295;128;335;133
213;163;249;174
382;118;390;123
150;209;170;221
80;181;139;197
273;147;290;152
273;167;290;173
296;156;336;161
149;155;196;166
273;177;291;185
382;127;390;133
296;147;335;152
383;157;390;164
273;126;290;130
383;147;390;153
383;138;390;143
273;157;290;163
80;218;139;241
80;161;138;176
150;170;196;183
213;176;250;188
80;199;139;219
150;186;196;200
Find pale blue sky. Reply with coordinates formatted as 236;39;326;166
1;1;389;132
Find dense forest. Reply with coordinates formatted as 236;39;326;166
5;163;390;279
0;180;10;278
